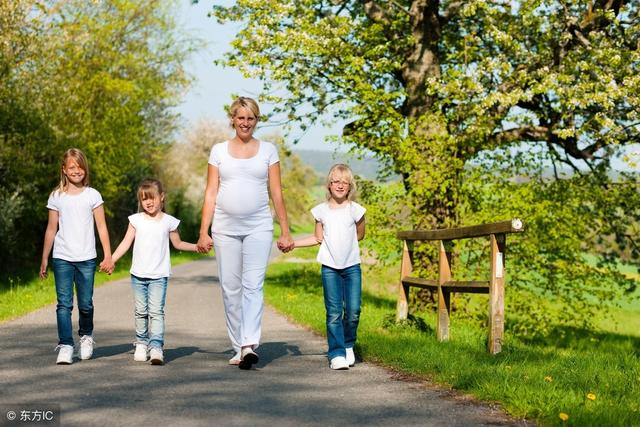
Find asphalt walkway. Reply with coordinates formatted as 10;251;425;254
0;257;525;426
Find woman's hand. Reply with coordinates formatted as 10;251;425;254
197;233;213;254
277;234;294;253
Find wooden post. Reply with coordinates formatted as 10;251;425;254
437;240;452;341
396;240;412;321
488;233;506;354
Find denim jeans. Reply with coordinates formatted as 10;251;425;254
321;264;362;360
52;258;96;346
130;275;168;349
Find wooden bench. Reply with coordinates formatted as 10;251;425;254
396;219;524;354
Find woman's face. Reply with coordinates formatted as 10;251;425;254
232;107;257;139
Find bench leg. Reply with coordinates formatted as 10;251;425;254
437;286;450;341
488;234;505;354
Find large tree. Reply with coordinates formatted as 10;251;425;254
211;0;638;223
210;0;640;334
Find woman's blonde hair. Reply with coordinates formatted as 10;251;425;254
54;148;90;194
137;179;165;213
325;163;357;201
228;96;260;128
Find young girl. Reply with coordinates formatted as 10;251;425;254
40;148;114;365
109;179;198;365
292;164;366;370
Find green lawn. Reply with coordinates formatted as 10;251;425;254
0;251;206;322
265;250;640;427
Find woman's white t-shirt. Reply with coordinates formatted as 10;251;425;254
311;201;366;269
208;140;279;235
47;187;103;262
129;212;180;279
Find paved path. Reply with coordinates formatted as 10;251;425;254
0;257;525;427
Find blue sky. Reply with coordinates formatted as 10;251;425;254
175;0;344;152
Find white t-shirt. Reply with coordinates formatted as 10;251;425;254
129;212;180;279
208;140;279;234
311;201;366;269
47;187;104;262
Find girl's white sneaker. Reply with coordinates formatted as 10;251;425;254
56;345;74;365
149;347;164;365
134;343;148;362
330;356;349;370
79;335;94;360
345;348;355;366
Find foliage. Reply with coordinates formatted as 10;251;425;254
0;0;193;271
209;0;640;336
357;179;407;265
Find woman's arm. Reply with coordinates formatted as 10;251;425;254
39;210;59;278
356;215;366;241
170;230;198;252
197;164;219;253
94;205;114;274
268;162;294;252
111;224;136;265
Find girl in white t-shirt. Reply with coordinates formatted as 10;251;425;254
293;164;366;370
110;179;198;365
40;148;114;365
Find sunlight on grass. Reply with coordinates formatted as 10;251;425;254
264;260;640;427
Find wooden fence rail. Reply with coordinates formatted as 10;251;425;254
396;219;524;354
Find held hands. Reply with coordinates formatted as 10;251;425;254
99;258;115;275
277;234;294;253
197;233;214;254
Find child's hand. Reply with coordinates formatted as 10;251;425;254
39;261;48;279
99;259;115;275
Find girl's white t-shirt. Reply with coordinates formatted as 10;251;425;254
311;201;366;269
47;187;104;262
208;140;279;235
129;212;180;279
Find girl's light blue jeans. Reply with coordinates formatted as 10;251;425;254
130;275;168;349
321;264;362;360
52;258;96;346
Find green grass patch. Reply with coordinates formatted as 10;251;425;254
264;260;640;427
0;251;206;323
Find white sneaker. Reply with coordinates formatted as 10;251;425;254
79;335;94;360
228;352;241;365
330;356;349;370
134;343;148;362
56;345;74;365
345;348;355;367
149;347;164;365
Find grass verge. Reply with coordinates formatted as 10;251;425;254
0;251;206;322
264;255;640;427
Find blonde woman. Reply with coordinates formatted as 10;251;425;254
197;97;294;369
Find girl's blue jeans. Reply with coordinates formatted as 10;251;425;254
321;264;362;360
130;275;168;349
52;258;96;346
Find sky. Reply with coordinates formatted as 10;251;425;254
174;0;344;152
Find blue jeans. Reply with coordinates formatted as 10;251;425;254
130;275;168;349
52;258;96;346
321;264;362;360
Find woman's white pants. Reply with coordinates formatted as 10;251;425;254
213;231;272;353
